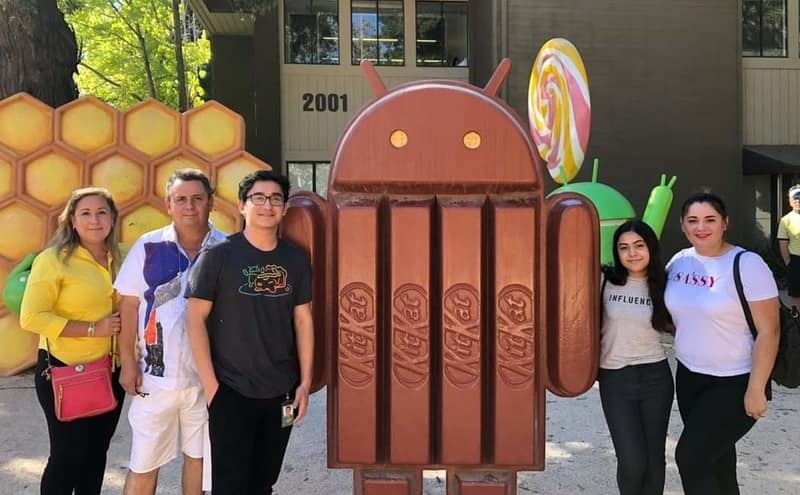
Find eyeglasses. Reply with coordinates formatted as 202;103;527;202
246;193;285;206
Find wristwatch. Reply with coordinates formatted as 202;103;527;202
87;321;96;337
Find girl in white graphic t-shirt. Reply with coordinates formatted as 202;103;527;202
600;219;674;495
665;191;779;495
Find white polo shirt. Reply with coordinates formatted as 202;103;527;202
115;224;227;390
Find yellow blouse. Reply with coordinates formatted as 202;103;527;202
20;245;116;365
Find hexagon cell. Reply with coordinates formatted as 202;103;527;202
210;209;237;234
186;103;242;160
59;99;116;154
124;101;180;158
0;203;46;260
24;151;82;207
121;204;170;245
216;155;270;204
0;158;12;199
0;312;39;376
154;155;209;199
91;154;145;205
0;95;53;156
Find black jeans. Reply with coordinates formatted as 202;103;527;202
207;381;293;494
675;361;757;495
599;359;674;495
34;350;125;495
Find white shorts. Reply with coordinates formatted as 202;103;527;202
128;385;207;473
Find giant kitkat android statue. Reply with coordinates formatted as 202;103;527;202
280;52;600;493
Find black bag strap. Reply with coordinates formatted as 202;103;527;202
733;250;758;341
733;250;774;400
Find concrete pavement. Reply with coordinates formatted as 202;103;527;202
1;351;798;494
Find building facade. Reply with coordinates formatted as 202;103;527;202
188;0;800;257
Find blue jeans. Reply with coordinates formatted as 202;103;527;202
599;359;674;495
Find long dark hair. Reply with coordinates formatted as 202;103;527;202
602;219;672;333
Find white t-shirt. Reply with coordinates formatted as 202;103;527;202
601;276;667;369
665;246;778;376
114;224;227;391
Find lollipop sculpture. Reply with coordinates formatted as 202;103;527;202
529;38;677;265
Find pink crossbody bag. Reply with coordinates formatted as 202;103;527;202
45;337;117;422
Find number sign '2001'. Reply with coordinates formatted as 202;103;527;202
302;93;349;112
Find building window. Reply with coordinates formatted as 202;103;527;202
351;0;404;66
742;0;787;57
284;0;340;64
416;1;468;67
288;161;330;197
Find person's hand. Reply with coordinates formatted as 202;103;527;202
292;383;310;425
744;385;768;419
96;313;121;337
204;380;220;407
119;362;143;396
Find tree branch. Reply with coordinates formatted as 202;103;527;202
133;21;157;99
79;61;144;100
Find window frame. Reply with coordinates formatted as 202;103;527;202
283;0;341;65
287;161;331;197
415;0;469;68
743;0;789;58
351;0;406;66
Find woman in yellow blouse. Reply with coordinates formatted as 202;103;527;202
21;187;125;495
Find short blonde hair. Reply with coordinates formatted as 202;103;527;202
789;185;800;198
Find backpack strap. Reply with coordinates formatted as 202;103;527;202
733;250;759;341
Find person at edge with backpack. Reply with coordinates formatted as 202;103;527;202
665;191;779;495
777;184;800;314
599;219;675;495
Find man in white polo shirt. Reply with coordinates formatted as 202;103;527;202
115;169;226;495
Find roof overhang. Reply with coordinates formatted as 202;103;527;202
187;0;255;36
743;145;800;175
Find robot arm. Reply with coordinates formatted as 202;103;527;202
641;174;677;238
282;191;329;393
544;193;600;397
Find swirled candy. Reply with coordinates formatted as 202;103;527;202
528;38;591;184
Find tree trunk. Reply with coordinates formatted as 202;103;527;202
171;0;188;111
0;0;78;106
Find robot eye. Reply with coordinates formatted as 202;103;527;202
390;129;408;149
463;131;481;150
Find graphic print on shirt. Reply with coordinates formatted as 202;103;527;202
142;241;190;377
606;293;652;306
671;271;715;288
240;264;293;296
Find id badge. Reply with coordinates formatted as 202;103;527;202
281;396;295;428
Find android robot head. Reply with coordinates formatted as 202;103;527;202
548;159;633;265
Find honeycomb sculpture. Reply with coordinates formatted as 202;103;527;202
0;93;270;376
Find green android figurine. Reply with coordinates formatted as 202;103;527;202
548;159;677;265
2;251;38;316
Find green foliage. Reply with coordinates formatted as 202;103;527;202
60;0;210;109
